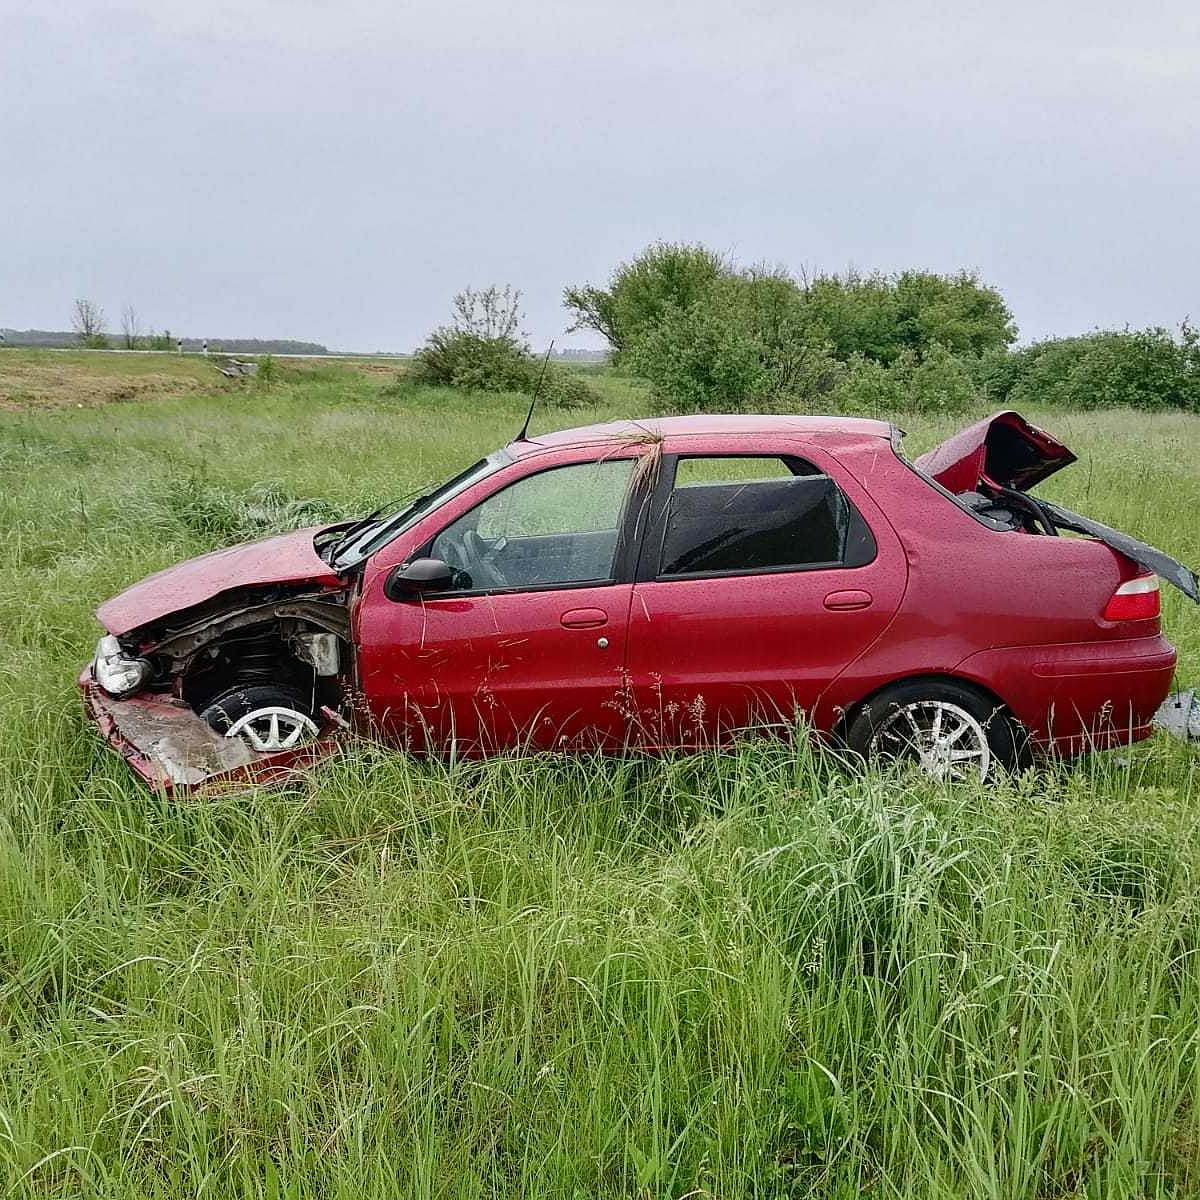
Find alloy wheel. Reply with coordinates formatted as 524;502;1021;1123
872;699;992;782
223;706;319;752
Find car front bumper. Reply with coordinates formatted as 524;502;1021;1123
80;669;337;791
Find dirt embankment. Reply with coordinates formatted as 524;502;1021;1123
0;350;404;410
0;354;215;410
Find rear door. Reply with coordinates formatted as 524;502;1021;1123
355;453;644;753
625;442;906;746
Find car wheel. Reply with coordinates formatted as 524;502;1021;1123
201;684;321;752
844;680;1022;783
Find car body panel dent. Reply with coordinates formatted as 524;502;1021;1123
97;527;340;636
914;410;1076;494
82;673;335;788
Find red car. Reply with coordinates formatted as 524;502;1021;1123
82;411;1197;789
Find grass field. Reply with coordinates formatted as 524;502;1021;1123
2;348;1200;1197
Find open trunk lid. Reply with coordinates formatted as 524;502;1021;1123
915;410;1199;604
914;410;1076;494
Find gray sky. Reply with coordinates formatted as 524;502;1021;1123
3;0;1198;351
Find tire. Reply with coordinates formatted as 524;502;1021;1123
200;684;321;752
844;679;1024;782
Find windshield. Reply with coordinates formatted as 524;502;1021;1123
325;449;513;571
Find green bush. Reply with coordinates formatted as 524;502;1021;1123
622;270;980;416
980;325;1200;412
413;328;533;392
785;269;1015;364
567;246;1014;367
413;286;600;408
536;365;601;409
832;343;978;416
570;245;1012;413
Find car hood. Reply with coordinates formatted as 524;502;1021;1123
97;526;341;636
914;410;1077;494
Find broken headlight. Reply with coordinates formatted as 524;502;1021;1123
93;634;152;698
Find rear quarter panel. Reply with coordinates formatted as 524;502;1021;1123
814;446;1174;746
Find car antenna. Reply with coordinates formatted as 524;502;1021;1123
516;340;554;442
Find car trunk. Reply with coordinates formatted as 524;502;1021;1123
913;411;1199;604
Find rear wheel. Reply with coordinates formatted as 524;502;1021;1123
201;684;321;752
844;680;1022;783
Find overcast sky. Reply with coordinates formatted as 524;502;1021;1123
3;0;1198;351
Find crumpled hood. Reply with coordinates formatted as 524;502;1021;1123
97;526;341;636
915;411;1076;494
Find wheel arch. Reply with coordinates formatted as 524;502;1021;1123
829;671;1017;744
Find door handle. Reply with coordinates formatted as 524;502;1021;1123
823;589;873;611
560;607;608;629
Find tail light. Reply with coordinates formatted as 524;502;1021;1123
1103;575;1160;621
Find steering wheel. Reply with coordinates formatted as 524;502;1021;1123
461;529;509;588
434;530;475;587
433;528;509;589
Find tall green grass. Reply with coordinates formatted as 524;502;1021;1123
1;354;1200;1196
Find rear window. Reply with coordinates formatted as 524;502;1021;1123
657;455;875;576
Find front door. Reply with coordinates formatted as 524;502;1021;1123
625;449;906;746
356;456;639;752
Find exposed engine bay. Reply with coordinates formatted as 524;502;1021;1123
89;586;352;748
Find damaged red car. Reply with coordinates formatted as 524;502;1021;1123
81;412;1198;790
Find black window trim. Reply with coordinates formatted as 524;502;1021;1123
635;451;878;584
408;452;654;599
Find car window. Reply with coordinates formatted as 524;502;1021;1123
431;458;636;591
673;455;819;487
658;455;872;576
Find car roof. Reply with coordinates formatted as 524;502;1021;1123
511;413;895;457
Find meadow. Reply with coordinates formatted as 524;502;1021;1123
2;349;1200;1198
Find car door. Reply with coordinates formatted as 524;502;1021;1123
355;453;643;753
624;442;907;746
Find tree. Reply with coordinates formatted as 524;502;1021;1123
800;270;1015;364
447;284;526;342
120;304;144;350
72;299;109;349
564;242;725;358
893;270;1016;359
624;271;843;412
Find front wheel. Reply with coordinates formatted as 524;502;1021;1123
201;684;321;752
844;680;1023;783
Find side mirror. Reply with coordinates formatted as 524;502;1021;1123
384;557;455;601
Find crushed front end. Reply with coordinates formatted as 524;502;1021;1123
80;525;357;790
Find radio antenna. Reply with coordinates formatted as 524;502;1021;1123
516;340;554;442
